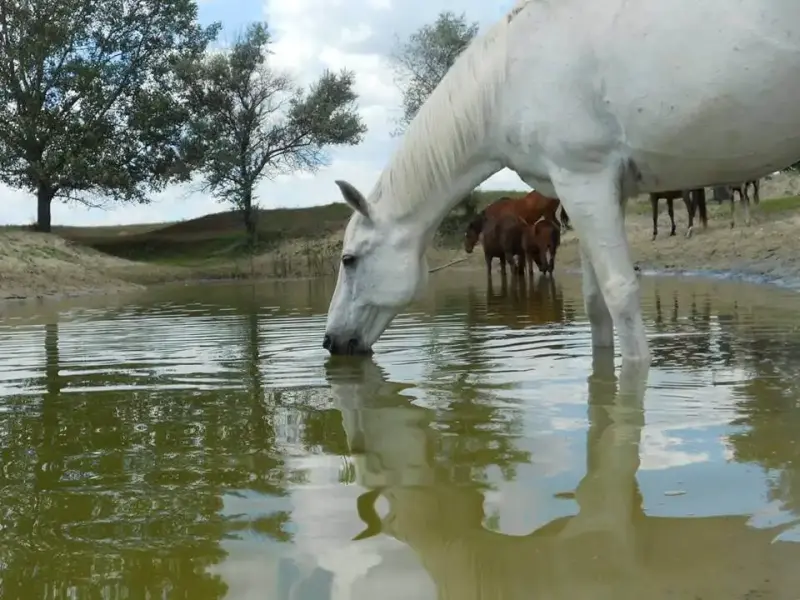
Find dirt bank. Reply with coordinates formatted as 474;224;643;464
0;228;465;303
0;231;149;301
434;172;800;288
445;204;800;288
4;172;800;303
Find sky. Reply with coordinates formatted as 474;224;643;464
0;0;528;227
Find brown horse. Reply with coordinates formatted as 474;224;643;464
727;179;760;227
522;218;561;275
463;190;561;253
649;187;707;240
480;213;527;280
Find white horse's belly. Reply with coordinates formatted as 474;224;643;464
605;1;800;189
506;0;800;191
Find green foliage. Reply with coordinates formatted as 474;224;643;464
179;21;367;243
389;11;484;229
389;11;479;135
0;0;221;231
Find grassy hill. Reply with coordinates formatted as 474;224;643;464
5;173;800;302
54;190;528;264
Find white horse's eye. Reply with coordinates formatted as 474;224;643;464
342;254;357;267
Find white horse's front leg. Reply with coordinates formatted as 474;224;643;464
549;165;651;364
580;244;614;348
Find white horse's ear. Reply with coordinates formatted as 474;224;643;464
335;180;370;219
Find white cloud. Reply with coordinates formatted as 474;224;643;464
0;0;524;227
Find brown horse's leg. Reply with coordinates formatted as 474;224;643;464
667;198;676;236
650;195;659;240
682;191;694;238
508;252;521;279
729;189;737;228
740;184;750;227
696;188;708;229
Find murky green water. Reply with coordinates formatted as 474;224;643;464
1;271;800;598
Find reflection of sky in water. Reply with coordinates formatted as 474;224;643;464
2;275;799;597
211;454;437;600
209;329;785;597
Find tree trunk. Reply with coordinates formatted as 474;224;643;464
242;189;257;248
35;183;56;232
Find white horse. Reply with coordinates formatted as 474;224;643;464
323;0;800;363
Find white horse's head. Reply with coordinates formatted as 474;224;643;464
323;180;428;355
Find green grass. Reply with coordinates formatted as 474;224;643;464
623;193;800;217
754;194;800;214
38;189;800;266
53;190;525;264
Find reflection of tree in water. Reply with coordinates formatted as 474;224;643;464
0;315;299;598
725;333;800;516
647;285;800;515
648;289;735;368
339;352;800;598
414;281;543;488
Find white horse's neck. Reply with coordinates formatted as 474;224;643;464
369;17;512;243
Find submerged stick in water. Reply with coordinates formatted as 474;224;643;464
428;256;468;273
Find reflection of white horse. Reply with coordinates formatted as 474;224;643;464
326;355;800;599
323;0;800;365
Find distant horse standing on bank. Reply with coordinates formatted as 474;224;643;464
522;218;561;275
649;188;707;240
727;179;760;227
323;0;800;365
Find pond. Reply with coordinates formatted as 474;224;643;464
1;270;800;598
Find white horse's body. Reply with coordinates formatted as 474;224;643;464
324;0;800;363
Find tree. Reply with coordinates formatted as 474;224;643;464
389;12;480;225
0;0;220;232
389;11;479;135
180;22;366;244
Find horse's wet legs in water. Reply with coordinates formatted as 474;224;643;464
484;252;496;286
547;238;558;274
549;166;649;363
507;250;524;279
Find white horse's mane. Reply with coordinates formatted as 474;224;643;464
368;3;531;220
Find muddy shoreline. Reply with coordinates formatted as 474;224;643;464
4;195;800;306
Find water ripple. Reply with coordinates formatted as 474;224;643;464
0;273;799;597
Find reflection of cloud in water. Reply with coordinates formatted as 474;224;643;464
210;453;436;599
640;427;710;470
